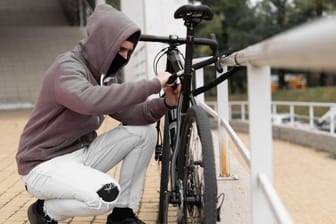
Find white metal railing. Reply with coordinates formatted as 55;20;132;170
209;100;336;133
198;101;251;165
196;14;336;224
196;69;292;224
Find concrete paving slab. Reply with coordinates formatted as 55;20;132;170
1;110;336;223
0;110;241;224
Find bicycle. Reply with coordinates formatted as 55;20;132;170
140;4;240;223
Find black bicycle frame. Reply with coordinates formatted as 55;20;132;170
141;33;222;113
181;25;195;114
140;32;226;203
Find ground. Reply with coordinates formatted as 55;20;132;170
0;109;335;223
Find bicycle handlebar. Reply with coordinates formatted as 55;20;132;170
140;34;225;73
140;34;241;96
140;34;218;51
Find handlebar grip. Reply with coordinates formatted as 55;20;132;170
167;74;178;90
167;74;178;84
208;33;223;73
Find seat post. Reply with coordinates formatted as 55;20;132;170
181;23;195;114
174;4;214;113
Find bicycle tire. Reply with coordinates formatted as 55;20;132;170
158;114;170;223
178;105;217;224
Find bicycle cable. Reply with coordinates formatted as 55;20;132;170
153;47;169;76
153;46;185;96
154;118;164;162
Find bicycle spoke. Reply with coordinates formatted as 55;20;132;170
184;121;205;223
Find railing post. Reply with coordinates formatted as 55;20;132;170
217;67;230;177
309;104;314;129
290;104;295;126
241;103;246;120
272;103;277;114
247;65;274;224
195;68;205;103
330;109;335;133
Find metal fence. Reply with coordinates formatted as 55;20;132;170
208;100;336;134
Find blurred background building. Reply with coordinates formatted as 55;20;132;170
0;0;187;108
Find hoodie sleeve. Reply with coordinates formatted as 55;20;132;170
53;62;162;115
111;98;169;125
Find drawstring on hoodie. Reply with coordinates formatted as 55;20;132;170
100;74;106;86
100;73;119;86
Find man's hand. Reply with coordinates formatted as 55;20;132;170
156;72;172;87
164;83;181;108
156;71;181;108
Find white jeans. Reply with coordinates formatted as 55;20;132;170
22;125;156;221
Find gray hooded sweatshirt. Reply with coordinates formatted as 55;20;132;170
16;4;168;175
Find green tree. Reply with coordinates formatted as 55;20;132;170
197;0;259;51
196;0;336;92
254;0;336;38
288;0;336;25
106;0;120;9
195;0;259;94
254;0;336;87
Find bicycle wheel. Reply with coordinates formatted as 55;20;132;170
178;105;217;224
158;114;171;223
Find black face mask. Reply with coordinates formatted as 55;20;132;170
107;53;128;75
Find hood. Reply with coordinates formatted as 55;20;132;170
80;4;141;81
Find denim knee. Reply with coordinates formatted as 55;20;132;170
86;182;121;214
141;125;157;152
97;182;120;202
124;125;157;147
143;125;157;143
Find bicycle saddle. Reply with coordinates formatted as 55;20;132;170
174;4;213;21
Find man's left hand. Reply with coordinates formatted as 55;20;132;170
164;83;181;108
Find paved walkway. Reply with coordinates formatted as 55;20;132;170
0;110;162;224
1;110;336;224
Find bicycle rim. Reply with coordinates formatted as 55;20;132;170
178;105;217;224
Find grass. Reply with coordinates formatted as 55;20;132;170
229;87;336;103
271;87;336;103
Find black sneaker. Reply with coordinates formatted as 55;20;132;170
27;199;58;224
106;212;145;224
